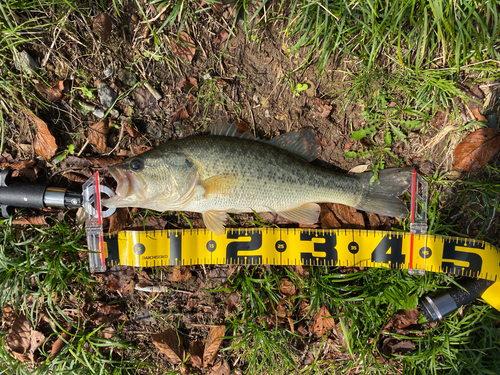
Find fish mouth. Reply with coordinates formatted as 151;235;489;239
102;165;143;207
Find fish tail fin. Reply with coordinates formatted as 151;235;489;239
354;167;413;218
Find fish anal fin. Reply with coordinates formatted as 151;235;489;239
277;203;320;224
202;210;228;235
202;174;238;197
268;129;320;162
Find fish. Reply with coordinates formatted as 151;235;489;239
102;122;413;235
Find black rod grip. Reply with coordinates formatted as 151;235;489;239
419;278;495;322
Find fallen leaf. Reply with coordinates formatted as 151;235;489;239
214;30;229;44
295;265;309;277
133;86;158;116
2;305;16;326
384;308;420;331
50;324;73;358
381;337;415;356
432;110;448;127
133;145;153;155
226;293;240;312
279;278;296;297
152;328;184;364
472;107;487;122
176;77;198;92
62;172;89;184
203;325;226;366
88;119;109;152
209;360;230;375
319;204;342;229
12;167;38;182
311;306;335;337
101;265;135;291
186;93;196;116
170;106;190;123
124;124;140;138
135;309;157;325
172;32;196;62
189;340;204;368
453;128;500;171
83;301;124;326
465;84;484;112
6;314;45;363
30;114;57;160
311;97;332;118
93;13;112;41
35;80;70;102
169;266;192;282
348;164;369;173
331;203;365;228
12;215;47;225
108;207;129;233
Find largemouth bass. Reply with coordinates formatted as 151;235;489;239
103;122;412;234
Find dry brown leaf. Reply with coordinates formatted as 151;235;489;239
88;119;109;152
189;340;204;368
124;124;140;138
384;308;420;331
50;325;73;358
226;293;240;312
172;32;196;62
279;278;296;297
30;114;57;160
35;80;70;102
108;207;129;233
152;328;184;364
12;215;47;225
93;13;112;41
209;360;231;375
331;203;365;228
62;172;89;184
170;106;190;123
319;203;342;229
381;337;415;356
311;306;336;337
295;265;309;277
176;77;198;92
472;107;487;122
2;305;16;326
101;265;135;292
453;128;500;171
311;97;332;118
203;325;226;366
12;167;38;182
169;266;192;282
214;30;229;44
6;314;45;363
133;145;153;155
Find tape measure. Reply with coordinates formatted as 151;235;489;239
101;228;500;310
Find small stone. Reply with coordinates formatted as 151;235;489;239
122;97;135;106
202;73;212;81
103;66;116;78
97;82;118;108
264;109;270;118
109;109;120;118
305;80;315;97
146;123;162;139
92;107;106;118
73;99;96;115
14;50;40;75
117;69;138;87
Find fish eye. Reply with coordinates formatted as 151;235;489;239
130;158;144;171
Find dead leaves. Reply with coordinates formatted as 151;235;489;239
311;97;332;118
172;32;196;62
152;328;184;364
88;119;109;151
30;113;57;160
204;325;226;366
152;325;226;368
93;13;113;41
35;80;70;102
453;128;500;171
311;306;336;337
5;314;45;363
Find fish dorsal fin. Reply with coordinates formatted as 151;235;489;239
211;121;320;161
268;129;320;162
277;203;321;224
211;121;257;140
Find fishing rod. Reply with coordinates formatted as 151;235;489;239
0;167;498;322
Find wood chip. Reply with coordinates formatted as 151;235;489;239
151;328;184;364
203;325;226;366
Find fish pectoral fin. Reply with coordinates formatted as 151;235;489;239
277;203;321;224
202;174;238;197
202;210;228;235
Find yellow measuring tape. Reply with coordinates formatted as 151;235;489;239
103;228;500;310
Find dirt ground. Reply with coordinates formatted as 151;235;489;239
2;0;500;373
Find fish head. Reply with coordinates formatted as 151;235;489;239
102;151;199;209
